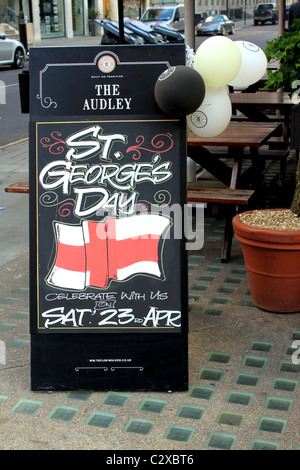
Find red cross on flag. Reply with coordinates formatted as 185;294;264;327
46;214;170;290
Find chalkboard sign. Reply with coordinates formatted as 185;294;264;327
29;45;188;390
29;45;185;117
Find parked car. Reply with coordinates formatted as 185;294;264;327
0;33;26;68
253;3;278;25
140;4;185;32
196;15;235;35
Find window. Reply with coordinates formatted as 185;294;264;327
40;0;65;38
72;0;83;35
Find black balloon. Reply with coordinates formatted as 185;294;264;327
154;65;205;117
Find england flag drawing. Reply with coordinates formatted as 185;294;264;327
46;214;170;290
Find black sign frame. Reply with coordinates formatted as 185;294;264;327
29;44;188;391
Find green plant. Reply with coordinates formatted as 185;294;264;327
88;6;101;20
263;19;300;93
262;20;300;217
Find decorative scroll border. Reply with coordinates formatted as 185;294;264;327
37;50;171;109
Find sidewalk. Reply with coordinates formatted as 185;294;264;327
0;136;299;450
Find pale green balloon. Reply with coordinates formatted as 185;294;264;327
193;36;242;88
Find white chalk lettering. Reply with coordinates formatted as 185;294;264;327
97;308;135;326
45;291;117;301
39;161;172;194
121;291;146;300
40;305;181;329
65;126;126;161
73;188;138;217
142;307;181;327
42;307;91;328
150;290;168;300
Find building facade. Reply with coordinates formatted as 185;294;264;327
0;0;291;44
0;0;149;42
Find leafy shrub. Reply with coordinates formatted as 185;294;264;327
263;19;300;94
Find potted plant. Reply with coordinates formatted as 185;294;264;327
232;21;300;313
89;6;101;36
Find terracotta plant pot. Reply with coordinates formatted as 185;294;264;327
232;209;300;313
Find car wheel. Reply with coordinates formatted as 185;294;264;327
13;47;25;69
254;20;258;25
219;26;225;35
229;25;234;34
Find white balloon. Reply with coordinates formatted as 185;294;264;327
229;41;267;88
187;86;232;138
193;36;242;88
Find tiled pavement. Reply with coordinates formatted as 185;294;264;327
0;138;299;449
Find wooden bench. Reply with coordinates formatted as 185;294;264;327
231;114;285;123
187;187;255;262
5;180;29;193
200;146;290;187
267;137;289;150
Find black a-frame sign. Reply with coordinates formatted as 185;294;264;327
29;44;188;390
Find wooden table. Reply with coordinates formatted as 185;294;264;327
187;121;281;261
230;92;294;139
187;121;281;190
